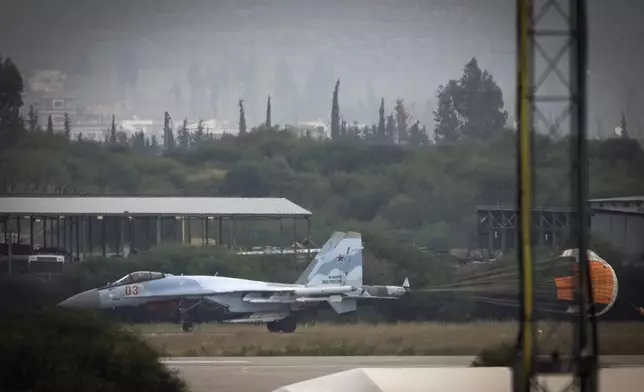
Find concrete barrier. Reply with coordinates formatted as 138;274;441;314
273;367;644;392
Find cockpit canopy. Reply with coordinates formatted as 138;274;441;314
110;271;166;286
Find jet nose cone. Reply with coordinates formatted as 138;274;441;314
58;289;101;309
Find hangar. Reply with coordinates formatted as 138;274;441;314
589;196;644;257
477;196;644;258
0;195;313;268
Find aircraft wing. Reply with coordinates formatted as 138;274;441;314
123;280;357;303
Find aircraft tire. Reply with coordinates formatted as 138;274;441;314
266;321;280;333
278;317;297;333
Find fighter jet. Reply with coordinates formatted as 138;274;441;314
58;231;410;333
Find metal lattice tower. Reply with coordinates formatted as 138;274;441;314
514;0;598;392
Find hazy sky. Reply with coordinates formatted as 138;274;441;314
1;0;642;135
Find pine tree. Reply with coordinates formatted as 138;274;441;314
177;117;190;149
238;100;247;135
619;111;629;139
46;114;54;134
330;79;340;140
109;114;117;143
63;112;71;138
27;105;38;132
192;119;206;146
395;99;410;144
377;98;386;142
163;111;175;151
265;95;272;128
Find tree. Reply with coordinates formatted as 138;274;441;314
109;114;117;144
192;119;206;146
377;98;386;142
63;112;71;138
163;111;175;151
618;111;629;139
395;99;410;144
150;134;159;153
0;277;187;392
331;79;340;140
131;131;146;153
0;56;24;128
385;114;396;142
433;80;461;142
27;105;38;132
265;95;272;128
239;99;247;135
434;57;508;142
408;120;428;146
177;118;190;149
46;114;54;134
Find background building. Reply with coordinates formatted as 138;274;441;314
589;196;644;258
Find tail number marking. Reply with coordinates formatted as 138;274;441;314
323;275;343;284
124;285;140;296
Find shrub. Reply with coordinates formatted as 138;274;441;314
0;277;187;392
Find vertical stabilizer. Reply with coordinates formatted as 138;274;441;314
295;231;363;288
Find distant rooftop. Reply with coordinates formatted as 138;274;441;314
0;196;312;218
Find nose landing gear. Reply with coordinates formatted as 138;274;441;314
177;299;204;333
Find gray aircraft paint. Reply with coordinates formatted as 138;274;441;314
297;231;363;288
59;230;408;324
294;231;346;285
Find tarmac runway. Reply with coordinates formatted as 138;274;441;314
162;356;644;392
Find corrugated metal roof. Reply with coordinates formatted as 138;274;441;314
0;196;312;217
591;207;644;217
588;196;644;203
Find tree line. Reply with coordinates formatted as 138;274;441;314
2;53;644;252
2;54;513;151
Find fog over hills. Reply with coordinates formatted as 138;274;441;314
1;0;642;135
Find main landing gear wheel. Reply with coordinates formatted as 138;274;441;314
266;317;297;333
267;321;280;332
181;320;194;332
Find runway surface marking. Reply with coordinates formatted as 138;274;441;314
164;360;250;365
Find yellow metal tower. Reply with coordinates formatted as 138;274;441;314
514;0;597;391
